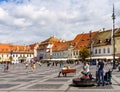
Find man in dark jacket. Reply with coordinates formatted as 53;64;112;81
97;59;105;86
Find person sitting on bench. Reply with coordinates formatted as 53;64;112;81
58;66;69;77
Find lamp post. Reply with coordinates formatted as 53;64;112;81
112;4;116;69
89;31;92;64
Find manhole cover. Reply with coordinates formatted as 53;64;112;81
28;84;63;89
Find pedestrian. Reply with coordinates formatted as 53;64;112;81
25;62;28;69
3;62;7;72
81;61;90;74
97;59;105;86
96;59;99;81
32;63;36;72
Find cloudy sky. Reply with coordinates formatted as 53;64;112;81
0;0;120;45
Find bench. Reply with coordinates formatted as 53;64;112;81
61;69;76;76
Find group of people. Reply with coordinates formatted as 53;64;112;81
81;59;105;86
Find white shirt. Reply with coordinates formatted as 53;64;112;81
83;64;89;72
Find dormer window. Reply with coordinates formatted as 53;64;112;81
105;38;111;44
97;40;101;44
105;39;108;42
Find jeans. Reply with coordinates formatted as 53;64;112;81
98;69;104;85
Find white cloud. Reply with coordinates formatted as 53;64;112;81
0;0;119;45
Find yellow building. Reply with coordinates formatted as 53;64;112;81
115;28;120;57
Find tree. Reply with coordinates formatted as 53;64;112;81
79;46;90;60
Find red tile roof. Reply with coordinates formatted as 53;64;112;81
73;31;98;50
52;41;72;52
0;44;33;54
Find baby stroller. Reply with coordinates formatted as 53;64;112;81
104;69;112;85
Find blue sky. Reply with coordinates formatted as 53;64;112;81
0;0;8;2
0;0;120;45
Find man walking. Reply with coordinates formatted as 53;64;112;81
97;59;105;86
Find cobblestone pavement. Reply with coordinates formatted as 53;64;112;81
0;63;119;92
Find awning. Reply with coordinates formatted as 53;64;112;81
42;58;68;61
87;56;119;59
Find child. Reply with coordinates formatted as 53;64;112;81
89;72;93;80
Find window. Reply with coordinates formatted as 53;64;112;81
95;49;97;54
73;51;75;55
99;49;101;54
7;54;8;57
13;55;15;57
97;40;101;44
76;51;78;55
107;48;110;53
103;48;106;53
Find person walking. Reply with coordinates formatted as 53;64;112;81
97;59;105;86
96;59;99;81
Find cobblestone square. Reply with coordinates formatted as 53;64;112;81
0;63;119;92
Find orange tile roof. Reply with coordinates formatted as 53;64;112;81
52;41;72;52
0;44;33;54
28;43;36;50
73;31;98;50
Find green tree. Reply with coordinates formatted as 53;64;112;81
79;47;90;60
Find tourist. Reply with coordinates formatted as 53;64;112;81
96;59;99;81
81;61;89;74
97;59;105;86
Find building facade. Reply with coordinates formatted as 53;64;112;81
35;36;60;60
0;44;34;63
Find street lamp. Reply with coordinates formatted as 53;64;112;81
89;31;92;64
112;4;116;69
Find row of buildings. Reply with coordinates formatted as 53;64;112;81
35;28;120;60
0;27;120;63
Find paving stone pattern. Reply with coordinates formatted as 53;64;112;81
0;63;119;92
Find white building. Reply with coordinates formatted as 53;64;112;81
92;29;113;59
0;44;34;63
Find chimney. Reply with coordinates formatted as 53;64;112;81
103;28;105;31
